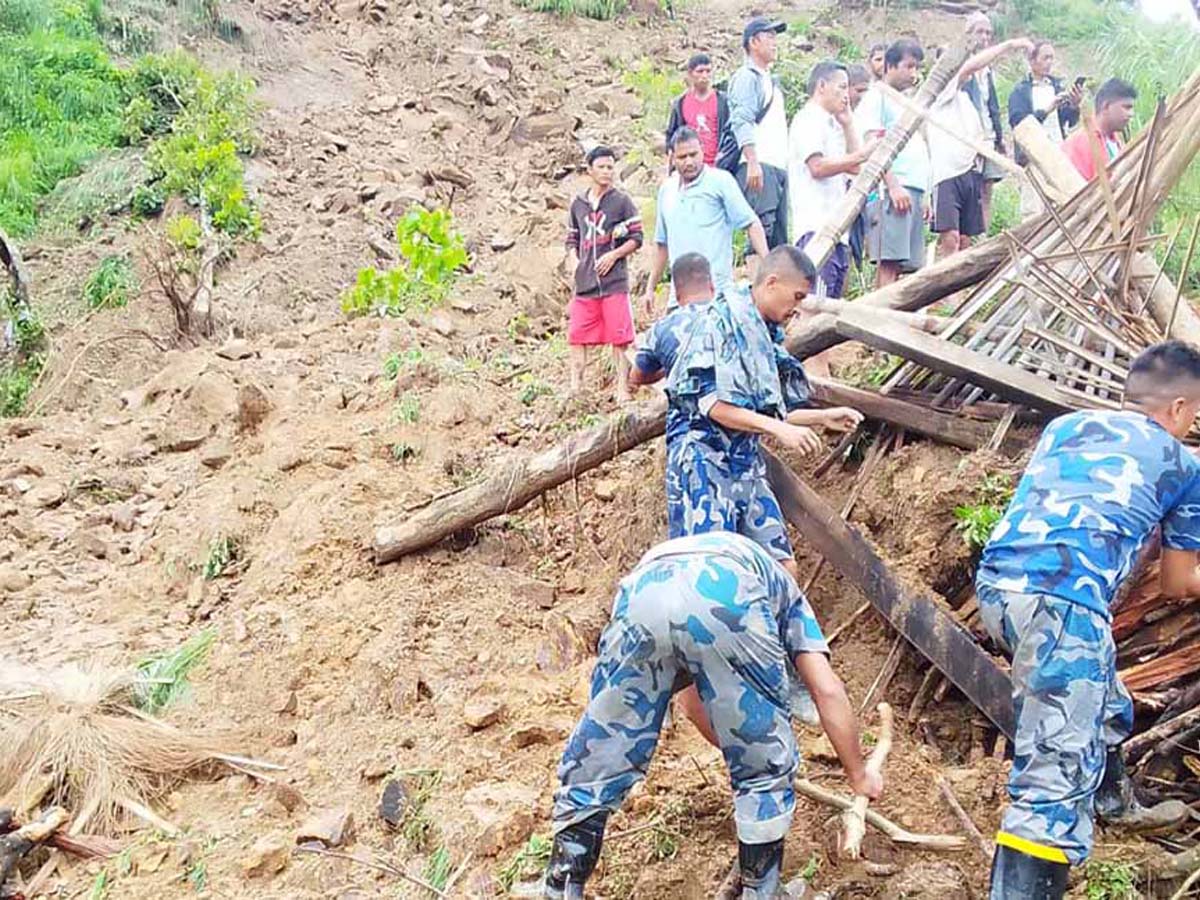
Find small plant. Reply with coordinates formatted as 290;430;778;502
517;373;553;407
88;869;110;900
425;846;452;891
131;183;166;217
83;255;135;310
383;348;425;380
622;59;684;134
201;534;239;579
187;858;208;892
134;629;216;713
516;0;628;19
390;442;419;464
1084;860;1139;900
647;821;679;861
341;206;468;318
1;292;47;417
392;393;421;424
507;312;532;341
954;476;1012;551
799;852;820;882
498;833;553;890
399;769;443;851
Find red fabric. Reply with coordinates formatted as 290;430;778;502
1062;128;1123;182
567;293;634;346
681;91;720;165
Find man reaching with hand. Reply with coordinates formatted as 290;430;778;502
665;244;863;583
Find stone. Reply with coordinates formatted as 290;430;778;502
237;383;272;433
201;440;234;470
0;565;32;593
464;782;538;857
110;503;137;532
489;234;515;252
508;725;562;749
216;339;255;361
429;314;457;338
537;612;589;674
26;481;66;509
367;94;400;114
157;427;209;453
378;779;407;830
270;783;305;814
463;695;505;731
240;834;290;878
522;580;556;610
296;806;355;848
512;112;580;146
593;479;618;502
73;530;111;560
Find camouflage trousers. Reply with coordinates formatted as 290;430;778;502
978;585;1134;865
665;443;793;562
552;559;799;844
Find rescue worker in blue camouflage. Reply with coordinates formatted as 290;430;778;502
662;244;863;584
977;340;1200;899
543;531;883;899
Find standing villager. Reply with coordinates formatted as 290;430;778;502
866;42;886;82
1061;78;1137;182
1008;40;1082;217
977;341;1200;898
665;53;731;169
564;146;643;402
963;12;1008;230
727;17;791;251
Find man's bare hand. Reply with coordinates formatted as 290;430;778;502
821;407;864;432
888;184;912;214
773;423;823;456
849;768;884;800
746;161;764;194
595;250;620;277
641;290;656;318
1006;37;1035;55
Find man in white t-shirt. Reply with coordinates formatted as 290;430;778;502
728;17;791;251
788;60;871;299
930;37;1033;259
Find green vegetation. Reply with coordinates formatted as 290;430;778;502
398;769;443;851
1083;860;1138;900
342;206;469;318
88;869;110;900
383;348;425;379
498;833;553;890
425;846;452;891
517;373;554;406
134;628;216;713
201;534;240;580
392;392;421;425
389;441;419;463
988;181;1021;239
954;473;1014;551
0;289;46;417
623;59;684;134
0;4;259;238
83;254;134;309
517;0;627;17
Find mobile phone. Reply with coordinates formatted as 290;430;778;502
1074;76;1087;89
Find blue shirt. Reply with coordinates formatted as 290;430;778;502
666;285;811;478
655;167;757;297
978;410;1200;617
634;303;707;445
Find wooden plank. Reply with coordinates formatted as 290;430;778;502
835;309;1085;414
807;377;994;450
763;451;1016;737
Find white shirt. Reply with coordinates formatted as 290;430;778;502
1031;80;1065;144
930;81;985;184
745;65;789;169
788;101;849;244
854;83;931;193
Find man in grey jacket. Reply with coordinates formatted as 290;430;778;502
727;17;791;251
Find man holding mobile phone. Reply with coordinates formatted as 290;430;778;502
1008;40;1082;216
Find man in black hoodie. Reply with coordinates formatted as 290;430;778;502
564;146;644;402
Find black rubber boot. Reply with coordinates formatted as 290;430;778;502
988;844;1069;900
543;812;609;899
738;838;784;900
1094;748;1189;832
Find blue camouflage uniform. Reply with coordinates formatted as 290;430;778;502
977;409;1200;865
551;531;829;845
662;285;812;562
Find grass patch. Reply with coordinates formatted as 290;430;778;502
201;534;240;580
988;180;1021;238
0;288;47;417
383;348;425;380
398;769;443;851
1083;860;1138;900
516;0;626;19
953;473;1013;551
134;628;216;713
498;833;553;890
425;846;452;891
342;206;468;318
83;254;135;310
392;393;421;425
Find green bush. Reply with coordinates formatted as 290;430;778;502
0;289;47;417
342;206;469;318
82;254;134;309
516;0;627;19
988;180;1021;238
622;59;684;130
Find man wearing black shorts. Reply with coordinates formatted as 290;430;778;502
930;36;1032;259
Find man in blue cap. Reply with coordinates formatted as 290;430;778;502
727;17;791;252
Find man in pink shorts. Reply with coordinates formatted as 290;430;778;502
565;146;644;402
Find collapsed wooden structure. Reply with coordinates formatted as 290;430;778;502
372;63;1200;850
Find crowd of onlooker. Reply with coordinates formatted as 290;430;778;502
561;11;1141;401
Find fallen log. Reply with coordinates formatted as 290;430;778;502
374;399;668;563
762;450;1015;737
0;806;67;887
834;308;1083;414
1125;705;1200;765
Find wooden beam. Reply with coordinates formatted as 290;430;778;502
834;309;1085;414
807;376;996;450
763;451;1015;737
